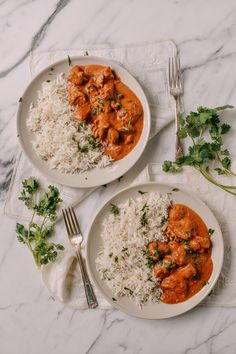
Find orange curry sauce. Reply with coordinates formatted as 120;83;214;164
148;204;213;304
67;65;144;160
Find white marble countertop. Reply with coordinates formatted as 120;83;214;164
1;1;236;353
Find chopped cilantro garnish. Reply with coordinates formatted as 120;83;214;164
124;287;133;295
110;203;120;216
116;92;124;99
138;190;147;195
202;281;209;286
91;107;97;115
184;240;190;247
163;261;175;269
67;55;72;66
208;228;215;236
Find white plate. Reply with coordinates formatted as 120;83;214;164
86;182;224;319
17;56;151;188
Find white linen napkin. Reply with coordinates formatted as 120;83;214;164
4;40;178;221
42;162;236;308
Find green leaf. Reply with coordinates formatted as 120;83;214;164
162;161;181;173
177;128;188;139
16;223;28;238
110;203;120;216
221;157;231;169
221;124;231;135
214;168;227;175
221;149;230;156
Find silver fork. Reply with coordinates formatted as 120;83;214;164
169;56;184;159
62;207;98;309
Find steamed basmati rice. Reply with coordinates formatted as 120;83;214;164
27;73;112;173
96;192;172;307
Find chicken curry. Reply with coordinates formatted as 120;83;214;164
67;64;144;160
148;204;213;304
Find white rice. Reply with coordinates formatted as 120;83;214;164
27;73;112;173
96;192;172;307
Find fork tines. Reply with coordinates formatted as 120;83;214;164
62;207;81;235
168;56;182;90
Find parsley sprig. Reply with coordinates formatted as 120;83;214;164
16;177;64;267
162;105;236;195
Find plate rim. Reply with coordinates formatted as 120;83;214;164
16;55;151;188
86;181;224;319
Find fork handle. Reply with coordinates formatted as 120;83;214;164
174;96;184;159
75;246;98;309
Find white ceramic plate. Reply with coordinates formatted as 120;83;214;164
86;182;224;319
17;56;151;188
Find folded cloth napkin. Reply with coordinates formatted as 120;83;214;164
42;162;236;308
4;40;178;221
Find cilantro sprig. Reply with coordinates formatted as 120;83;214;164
162;105;236;195
16;177;64;267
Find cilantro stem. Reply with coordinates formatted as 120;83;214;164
26;210;35;254
40;215;47;233
199;167;236;195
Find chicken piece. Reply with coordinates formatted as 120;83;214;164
158;242;170;255
68;83;87;106
153;263;170;280
167;217;197;240
123;134;134;145
99;82;115;100
74;103;91;121
162;255;174;268
148;241;158;255
148;241;170;259
118;101;142;125
115;122;136;134
107;127;119;144
189;236;211;252
102;66;114;81
161;273;187;295
92;118;110;140
196;236;211;249
117;108;130;122
118;99;142;126
178;263;197;279
169;205;186;221
148;241;161;261
168;240;179;251
171;244;187;266
85;84;97;96
91;72;105;88
128;103;142;125
68;66;88;85
189;238;201;251
148;243;159;261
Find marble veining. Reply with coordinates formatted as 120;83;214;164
1;0;236;353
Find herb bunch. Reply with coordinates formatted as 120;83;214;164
16;177;64;267
162;105;236;195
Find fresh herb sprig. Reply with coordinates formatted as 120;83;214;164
162;105;236;195
16;177;64;267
